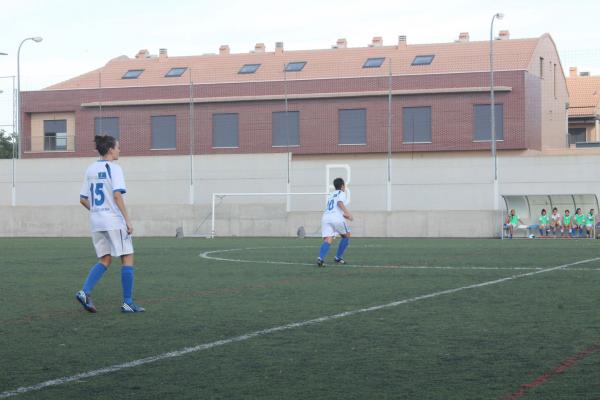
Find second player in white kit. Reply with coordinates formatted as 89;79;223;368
317;178;353;267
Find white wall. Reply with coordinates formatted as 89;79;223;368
1;150;599;237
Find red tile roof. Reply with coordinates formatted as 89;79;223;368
567;75;600;117
44;37;544;91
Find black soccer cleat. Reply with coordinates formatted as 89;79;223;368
334;257;346;265
316;258;325;268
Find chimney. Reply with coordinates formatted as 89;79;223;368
398;35;407;46
499;30;510;40
336;38;347;49
159;48;168;61
254;43;265;53
458;32;469;43
371;36;383;47
275;41;284;54
569;67;578;77
135;49;149;59
219;45;230;55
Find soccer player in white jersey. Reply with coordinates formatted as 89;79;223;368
75;135;144;313
317;177;353;267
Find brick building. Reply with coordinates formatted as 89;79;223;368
20;32;568;158
566;67;600;146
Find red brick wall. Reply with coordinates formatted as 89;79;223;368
20;70;533;158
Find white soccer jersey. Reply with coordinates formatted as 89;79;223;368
322;190;347;222
80;160;127;232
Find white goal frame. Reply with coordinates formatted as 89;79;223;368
210;192;327;238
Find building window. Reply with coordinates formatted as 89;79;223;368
553;63;557;99
363;57;385;68
94;117;120;139
272;111;299;146
568;128;586;145
539;57;544;79
411;55;434;66
122;69;144;79
339;109;366;145
43;120;67;151
212;113;239;148
165;67;187;77
151;115;176;149
474;104;504;141
239;64;261;74
285;61;307;72
403;107;432;143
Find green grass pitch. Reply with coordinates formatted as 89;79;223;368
1;237;600;399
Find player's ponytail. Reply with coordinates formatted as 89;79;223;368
94;134;116;156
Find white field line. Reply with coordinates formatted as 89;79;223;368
2;256;599;398
199;247;600;271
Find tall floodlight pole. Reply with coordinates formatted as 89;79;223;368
2;52;17;205
386;59;392;211
490;14;503;213
17;36;43;159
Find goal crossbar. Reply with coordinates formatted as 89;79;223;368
210;192;327;238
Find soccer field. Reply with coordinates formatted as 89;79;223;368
1;237;600;399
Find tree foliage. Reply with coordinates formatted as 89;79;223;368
0;129;15;158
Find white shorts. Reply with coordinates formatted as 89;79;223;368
321;218;350;238
92;229;134;257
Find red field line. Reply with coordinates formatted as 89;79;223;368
501;340;600;399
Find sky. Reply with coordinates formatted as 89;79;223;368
1;0;599;130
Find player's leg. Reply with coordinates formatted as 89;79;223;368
109;230;145;313
317;221;335;267
334;221;351;263
76;233;112;313
508;224;514;238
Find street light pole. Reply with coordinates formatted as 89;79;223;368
17;36;43;159
490;13;503;212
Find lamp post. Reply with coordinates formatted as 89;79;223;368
17;36;43;158
490;14;503;212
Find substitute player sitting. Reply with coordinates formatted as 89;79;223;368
317;178;353;267
549;207;562;237
76;135;145;313
586;209;595;238
504;209;524;239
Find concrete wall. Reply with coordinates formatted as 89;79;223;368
1;150;599;237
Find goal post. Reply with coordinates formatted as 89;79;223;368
210;192;327;238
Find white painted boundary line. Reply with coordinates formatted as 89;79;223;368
199;247;600;272
2;256;599;398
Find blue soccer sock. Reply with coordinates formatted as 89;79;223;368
318;242;331;260
336;237;350;259
82;263;107;294
121;266;135;304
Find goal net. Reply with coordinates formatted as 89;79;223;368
199;192;328;238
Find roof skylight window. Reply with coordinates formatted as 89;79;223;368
411;55;435;66
239;64;261;74
122;69;144;79
285;61;307;72
165;67;187;77
363;57;385;68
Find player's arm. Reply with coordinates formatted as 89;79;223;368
114;191;133;235
79;196;90;210
338;201;353;221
